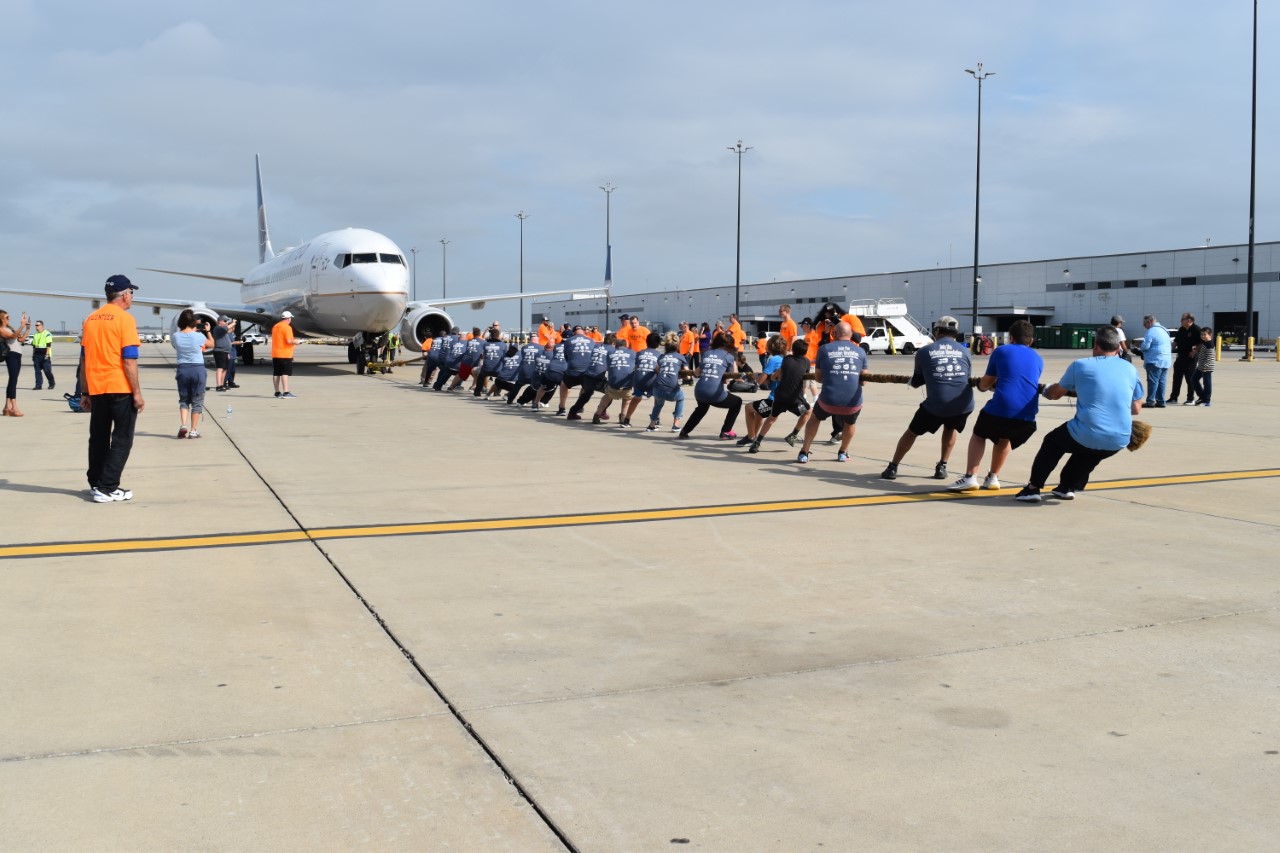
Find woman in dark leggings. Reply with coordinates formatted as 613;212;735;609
678;333;743;439
1;309;29;417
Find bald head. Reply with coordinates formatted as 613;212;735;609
834;321;853;341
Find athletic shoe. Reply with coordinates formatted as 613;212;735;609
748;438;761;454
1203;402;1212;407
555;408;566;416
671;424;681;433
933;461;948;480
947;474;979;492
735;436;753;446
620;418;630;427
227;382;239;389
177;427;188;439
647;421;660;432
531;403;542;411
1153;402;1166;408
784;433;798;447
826;434;839;445
719;431;737;440
592;415;602;425
215;385;226;392
600;413;611;421
982;473;1001;490
92;487;132;503
281;392;296;398
880;462;898;480
1015;485;1042;503
49;381;55;389
1049;487;1075;500
1182;399;1194;406
188;431;201;439
1165;397;1177;404
566;413;582;421
274;391;282;398
836;451;849;462
797;451;809;464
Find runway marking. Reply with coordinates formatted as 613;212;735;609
3;468;1278;561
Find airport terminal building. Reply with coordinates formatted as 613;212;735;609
535;241;1278;344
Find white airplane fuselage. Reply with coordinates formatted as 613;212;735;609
242;227;409;338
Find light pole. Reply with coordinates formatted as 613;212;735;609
966;63;994;340
727;140;752;318
439;238;449;300
516;211;529;333
600;183;615;328
410;246;417;302
1245;0;1258;354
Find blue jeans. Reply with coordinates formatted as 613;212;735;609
650;386;685;422
176;363;207;413
32;350;54;388
1143;364;1167;404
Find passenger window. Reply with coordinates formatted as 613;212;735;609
353;253;377;264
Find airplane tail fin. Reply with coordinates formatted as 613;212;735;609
256;154;275;264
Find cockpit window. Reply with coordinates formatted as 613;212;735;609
335;254;350;269
352;253;378;264
379;254;405;265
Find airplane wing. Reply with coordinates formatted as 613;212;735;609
0;287;280;329
425;286;609;311
137;267;244;284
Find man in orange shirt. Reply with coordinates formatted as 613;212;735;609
271;311;298;398
625;315;650;352
727;313;747;351
80;274;145;503
778;303;798;347
678;321;697;384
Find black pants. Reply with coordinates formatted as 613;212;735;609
568;376;607;415
1168;355;1194;401
4;351;20;399
680;393;742;437
1027;422;1119;492
432;366;456;390
87;393;138;492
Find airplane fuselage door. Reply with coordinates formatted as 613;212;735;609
310;244;329;295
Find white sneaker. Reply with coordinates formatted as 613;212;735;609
92;487;133;503
982;473;1001;490
946;474;979;492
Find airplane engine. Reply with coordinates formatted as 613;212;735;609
167;306;220;339
399;303;454;353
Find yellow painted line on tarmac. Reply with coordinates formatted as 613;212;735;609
3;468;1278;561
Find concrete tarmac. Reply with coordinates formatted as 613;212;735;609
1;343;1277;851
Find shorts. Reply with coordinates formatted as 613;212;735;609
213;352;231;370
272;358;294;376
541;376;564;392
604;384;634;401
812;400;860;427
457;364;473;380
751;397;810;418
973;409;1037;449
907;404;969;436
561;374;588;389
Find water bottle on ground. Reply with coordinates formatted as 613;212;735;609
226;405;233;419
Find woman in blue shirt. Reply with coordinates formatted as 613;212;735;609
170;309;213;438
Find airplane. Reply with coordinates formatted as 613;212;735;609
0;156;602;366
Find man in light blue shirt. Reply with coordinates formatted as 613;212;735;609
1015;325;1144;503
1138;314;1172;407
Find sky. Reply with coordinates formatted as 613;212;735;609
1;0;1275;332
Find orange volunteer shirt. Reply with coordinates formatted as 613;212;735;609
81;302;141;395
779;317;798;346
271;321;297;358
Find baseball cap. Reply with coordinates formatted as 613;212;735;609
218;315;231;322
936;315;959;330
281;310;294;319
105;274;137;293
1111;314;1124;325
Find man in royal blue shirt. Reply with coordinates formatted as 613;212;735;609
796;322;868;463
947;319;1044;491
882;316;974;481
1016;324;1144;502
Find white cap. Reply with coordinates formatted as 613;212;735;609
281;311;294;319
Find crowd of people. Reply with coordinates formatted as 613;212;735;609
413;302;1178;502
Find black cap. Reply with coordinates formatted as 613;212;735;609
105;274;137;293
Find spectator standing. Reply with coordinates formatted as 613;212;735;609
1167;313;1201;404
271;311;298;398
170;310;212;438
1190;326;1216;406
30;320;55;390
1;309;30;416
80;275;145;502
1138;315;1171;407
